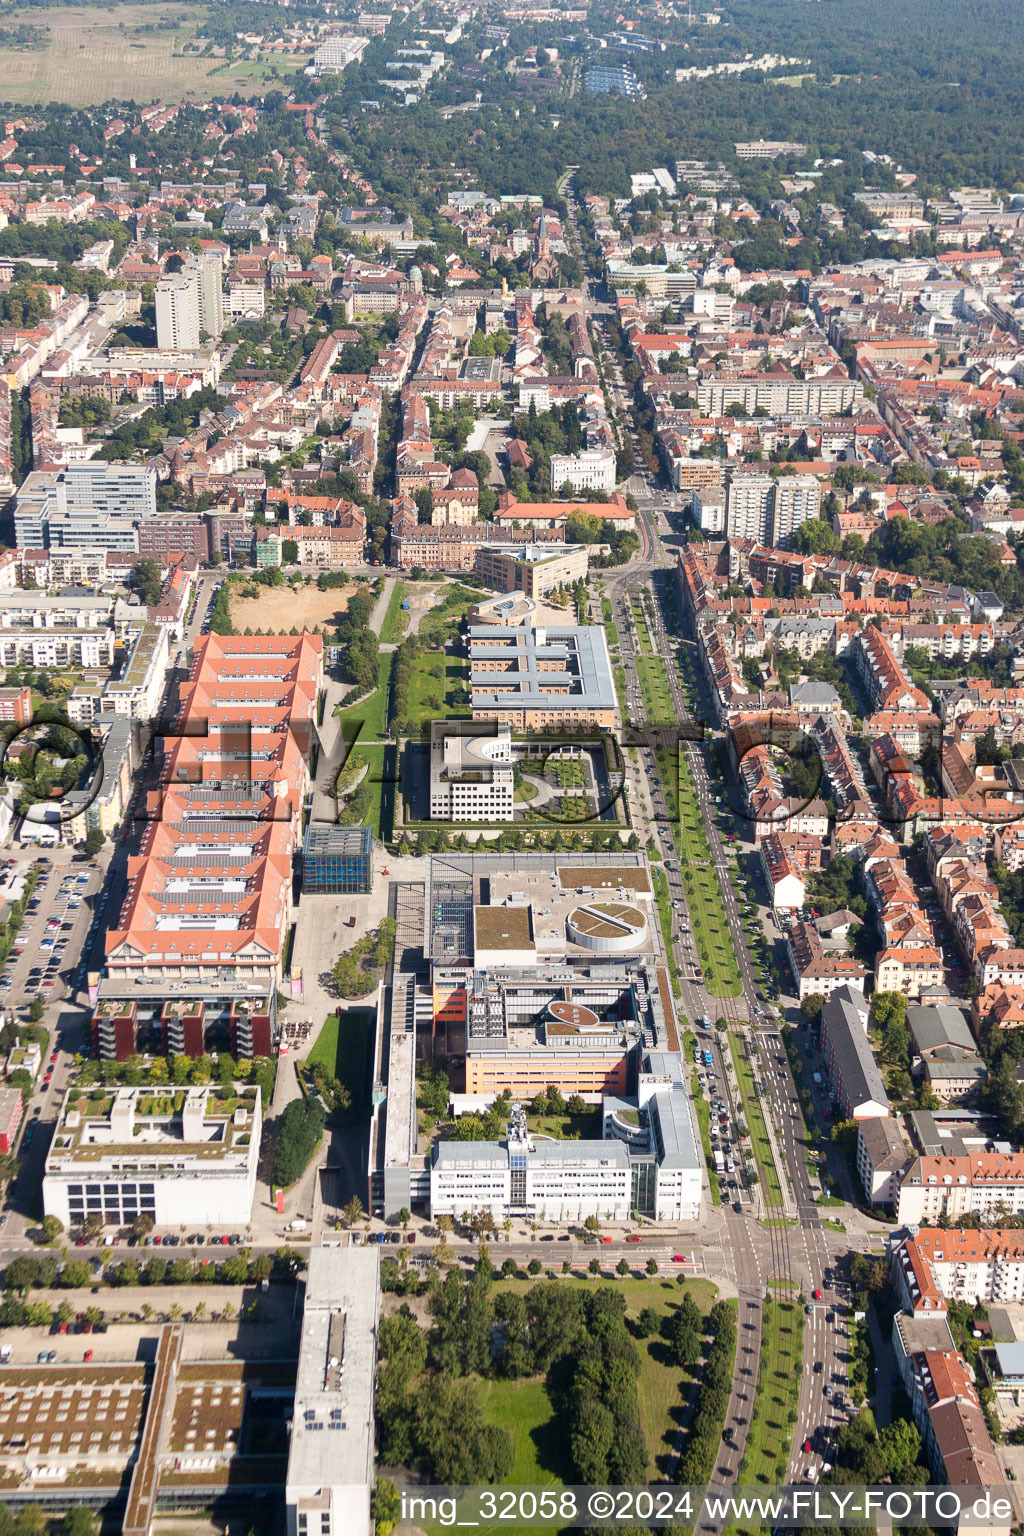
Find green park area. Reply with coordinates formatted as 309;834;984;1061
392;652;469;734
480;1275;720;1486
337;651;394;741
379;582;409;644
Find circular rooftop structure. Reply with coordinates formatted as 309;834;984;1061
548;999;600;1032
567;900;648;953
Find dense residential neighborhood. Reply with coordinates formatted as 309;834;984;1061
1;0;1024;1533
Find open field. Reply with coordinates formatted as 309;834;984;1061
229;580;368;635
0;6;300;106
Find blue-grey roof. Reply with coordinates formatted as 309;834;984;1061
468;624;617;712
432;1141;507;1167
995;1342;1024;1379
822;985;890;1114
649;1091;701;1171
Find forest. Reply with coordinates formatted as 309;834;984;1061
313;0;1024;207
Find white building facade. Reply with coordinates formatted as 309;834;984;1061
42;1085;262;1230
549;448;618;496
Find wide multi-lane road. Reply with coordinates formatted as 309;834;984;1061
569;182;850;1483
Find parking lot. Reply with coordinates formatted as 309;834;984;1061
0;854;105;1015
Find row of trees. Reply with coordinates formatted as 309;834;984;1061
376;1294;514;1484
330;917;396;997
675;1300;738;1484
270;1096;325;1189
336;582;380;697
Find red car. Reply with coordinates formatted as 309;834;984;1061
672;1253;686;1263
220;1234;230;1244
802;1439;813;1454
599;1236;613;1244
626;1234;642;1244
812;1288;822;1300
83;1349;93;1363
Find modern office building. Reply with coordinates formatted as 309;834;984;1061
13;461;158;549
429;719;514;823
301;823;373;894
473;542;590;601
285;1247;380;1536
430;1056;702;1222
469;622;617;730
371;851;698;1221
42;1084;263;1229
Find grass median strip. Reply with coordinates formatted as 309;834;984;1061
378;581;408;644
734;1298;804;1496
677;754;742;998
652;865;682;998
728;1034;785;1209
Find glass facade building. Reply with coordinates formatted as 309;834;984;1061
301;823;373;894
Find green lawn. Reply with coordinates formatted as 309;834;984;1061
337;651;394;740
728;1035;785;1208
379;581;408;644
652;865;682;998
734;1299;804;1496
479;1378;566;1483
527;1109;603;1140
483;1274;719;1485
677;753;742;997
335;742;395;840
395;651;468;734
305;1008;374;1123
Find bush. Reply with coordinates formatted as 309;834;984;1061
271;1096;326;1188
